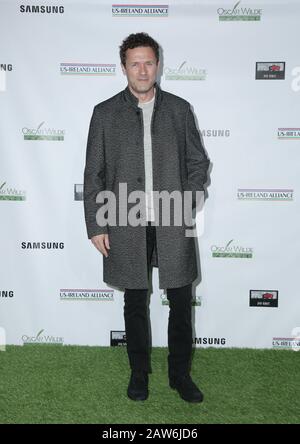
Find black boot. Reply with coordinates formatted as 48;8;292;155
170;374;203;403
127;370;149;401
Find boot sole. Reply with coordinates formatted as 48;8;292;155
127;391;148;401
170;385;204;403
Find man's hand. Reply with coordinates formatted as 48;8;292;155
91;234;110;257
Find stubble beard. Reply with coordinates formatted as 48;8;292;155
130;79;155;95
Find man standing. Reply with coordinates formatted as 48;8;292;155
84;33;209;403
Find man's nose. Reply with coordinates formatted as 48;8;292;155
139;64;147;75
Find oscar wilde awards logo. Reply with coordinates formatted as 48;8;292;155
164;61;206;81
211;239;253;258
22;122;65;141
0;181;26;201
217;1;262;21
21;329;64;345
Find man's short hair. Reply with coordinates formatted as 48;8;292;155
119;32;160;67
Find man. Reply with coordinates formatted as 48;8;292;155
84;33;209;403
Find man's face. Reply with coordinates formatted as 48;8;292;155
121;46;160;95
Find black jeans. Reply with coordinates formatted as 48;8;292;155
123;222;193;381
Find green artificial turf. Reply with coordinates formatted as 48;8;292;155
0;346;299;424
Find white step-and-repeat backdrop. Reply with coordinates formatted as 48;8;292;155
1;0;300;350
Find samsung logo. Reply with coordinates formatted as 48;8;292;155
19;5;64;13
1;290;14;298
0;64;13;72
193;337;226;345
201;129;230;138
21;242;64;249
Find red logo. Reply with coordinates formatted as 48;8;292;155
269;65;280;72
262;292;274;299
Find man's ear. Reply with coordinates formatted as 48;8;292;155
121;63;126;75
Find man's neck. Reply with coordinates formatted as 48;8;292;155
128;84;156;104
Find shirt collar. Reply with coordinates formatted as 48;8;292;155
123;82;162;110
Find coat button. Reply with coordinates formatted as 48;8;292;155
137;177;142;183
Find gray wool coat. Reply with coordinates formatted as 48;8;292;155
83;82;209;290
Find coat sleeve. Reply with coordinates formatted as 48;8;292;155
184;105;210;207
83;106;108;239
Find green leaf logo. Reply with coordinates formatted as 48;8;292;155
36;329;44;339
178;61;187;72
233;0;241;12
36;122;45;132
225;239;234;250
